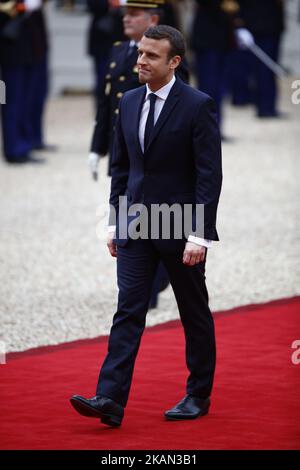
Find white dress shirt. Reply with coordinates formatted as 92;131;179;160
109;75;212;248
139;75;176;152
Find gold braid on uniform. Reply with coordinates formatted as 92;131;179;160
0;0;17;16
220;0;240;14
124;0;165;8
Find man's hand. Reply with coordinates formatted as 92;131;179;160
183;242;206;266
107;231;117;258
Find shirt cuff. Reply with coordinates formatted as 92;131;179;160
187;236;213;248
107;230;212;247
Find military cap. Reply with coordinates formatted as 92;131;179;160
123;0;165;8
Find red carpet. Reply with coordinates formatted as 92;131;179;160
0;297;300;450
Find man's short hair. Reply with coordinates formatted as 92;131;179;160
144;25;186;60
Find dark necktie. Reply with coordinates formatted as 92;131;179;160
144;93;157;152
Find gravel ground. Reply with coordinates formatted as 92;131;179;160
0;79;299;352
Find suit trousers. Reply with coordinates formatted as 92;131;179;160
96;238;216;407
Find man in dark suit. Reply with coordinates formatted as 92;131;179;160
71;25;222;427
89;0;189;309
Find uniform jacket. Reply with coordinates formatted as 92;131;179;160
87;0;125;59
0;2;47;65
237;0;285;37
190;0;238;51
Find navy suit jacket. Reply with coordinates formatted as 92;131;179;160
109;77;222;251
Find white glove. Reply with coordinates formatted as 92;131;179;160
235;28;255;50
88;152;101;181
24;0;42;11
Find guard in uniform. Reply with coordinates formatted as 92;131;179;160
237;0;285;117
0;0;33;162
89;37;143;176
87;0;125;109
24;0;51;151
0;0;50;162
190;0;239;133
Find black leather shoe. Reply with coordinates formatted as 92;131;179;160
6;154;30;164
164;395;210;421
25;155;46;164
32;144;58;152
70;395;124;427
6;155;46;164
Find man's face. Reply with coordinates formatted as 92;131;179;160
137;36;181;85
123;8;158;41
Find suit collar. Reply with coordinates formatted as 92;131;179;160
145;75;176;103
